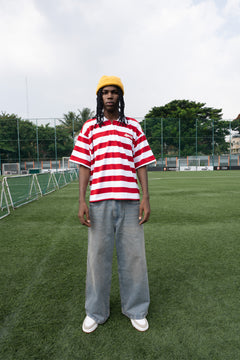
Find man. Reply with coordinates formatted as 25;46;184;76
70;75;155;333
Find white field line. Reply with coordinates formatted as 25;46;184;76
149;175;240;181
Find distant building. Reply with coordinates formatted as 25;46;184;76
230;114;240;154
231;134;240;154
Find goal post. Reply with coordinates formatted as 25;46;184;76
0;179;10;219
177;158;213;171
62;157;79;170
2;163;20;175
4;174;42;209
177;158;200;171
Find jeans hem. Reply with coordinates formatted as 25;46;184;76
86;313;109;325
122;309;148;320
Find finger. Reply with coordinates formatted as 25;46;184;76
139;210;150;225
79;213;89;226
86;208;91;223
83;219;91;227
139;215;146;225
80;217;91;227
139;205;143;221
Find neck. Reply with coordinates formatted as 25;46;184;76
104;110;119;122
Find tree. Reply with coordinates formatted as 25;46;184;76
59;108;95;139
231;114;240;133
144;100;229;158
78;107;95;129
0;112;20;162
0;112;74;163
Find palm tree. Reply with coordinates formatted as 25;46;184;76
59;108;94;138
59;111;79;135
77;108;95;131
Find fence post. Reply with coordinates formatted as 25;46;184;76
36;119;40;169
72;117;75;147
54;119;58;171
17;118;21;174
195;118;198;158
212;119;214;168
229;121;232;170
161;118;163;171
179;118;181;160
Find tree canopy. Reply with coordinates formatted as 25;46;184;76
231;114;240;133
144;100;229;158
0;108;94;164
59;108;95;137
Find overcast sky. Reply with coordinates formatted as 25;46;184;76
0;0;239;121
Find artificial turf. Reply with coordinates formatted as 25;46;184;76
0;171;240;359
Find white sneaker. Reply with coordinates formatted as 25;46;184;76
82;316;98;333
131;318;149;332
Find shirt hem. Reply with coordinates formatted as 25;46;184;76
69;159;91;169
135;159;156;170
89;197;140;203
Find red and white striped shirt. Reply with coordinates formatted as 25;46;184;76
69;117;155;202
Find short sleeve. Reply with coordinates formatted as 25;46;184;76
69;125;91;168
133;124;156;169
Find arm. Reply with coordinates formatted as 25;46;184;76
136;165;150;225
78;165;91;227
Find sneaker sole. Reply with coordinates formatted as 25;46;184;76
82;322;98;333
131;319;149;332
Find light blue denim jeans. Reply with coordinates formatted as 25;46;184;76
85;200;150;324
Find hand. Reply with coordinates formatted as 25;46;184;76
139;197;150;225
78;202;91;227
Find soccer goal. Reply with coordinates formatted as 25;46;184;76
0;179;10;219
62;157;70;169
2;163;20;175
62;157;79;170
177;158;200;171
177;158;213;171
3;174;42;209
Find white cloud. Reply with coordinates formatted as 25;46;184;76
0;0;53;72
0;0;239;119
224;0;240;16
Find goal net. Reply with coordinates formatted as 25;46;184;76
4;174;42;208
2;163;20;175
177;158;213;171
62;157;79;170
177;158;200;171
0;179;10;219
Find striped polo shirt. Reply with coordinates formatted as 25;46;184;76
69;117;155;202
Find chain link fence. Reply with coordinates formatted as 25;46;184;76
0;117;240;174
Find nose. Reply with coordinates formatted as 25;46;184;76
107;91;113;98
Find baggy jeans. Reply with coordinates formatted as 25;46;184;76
85;200;150;324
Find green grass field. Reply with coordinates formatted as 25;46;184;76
0;171;240;360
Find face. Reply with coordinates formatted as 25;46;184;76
102;86;119;113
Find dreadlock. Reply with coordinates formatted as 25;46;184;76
95;87;127;127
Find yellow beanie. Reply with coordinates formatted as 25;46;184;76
96;75;124;95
